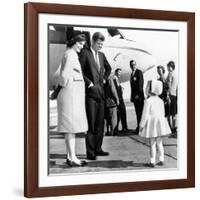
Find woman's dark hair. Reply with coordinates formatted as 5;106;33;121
167;61;175;70
68;34;86;47
92;32;105;42
157;65;165;74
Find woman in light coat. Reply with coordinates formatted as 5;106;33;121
57;34;88;167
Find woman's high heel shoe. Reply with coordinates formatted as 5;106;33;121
66;158;88;167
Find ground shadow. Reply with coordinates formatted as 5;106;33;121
49;158;146;169
49;125;57;130
106;129;137;137
164;144;177;147
87;160;145;168
49;131;86;139
49;153;86;159
50;154;66;159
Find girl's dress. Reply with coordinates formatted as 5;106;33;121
139;96;171;138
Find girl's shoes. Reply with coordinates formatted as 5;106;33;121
157;161;164;166
66;158;88;167
144;163;155;168
144;161;164;168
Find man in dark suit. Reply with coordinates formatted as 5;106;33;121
113;68;128;133
79;32;111;160
130;60;144;134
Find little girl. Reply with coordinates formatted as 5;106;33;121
139;80;171;167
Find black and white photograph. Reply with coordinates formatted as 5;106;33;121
48;24;179;174
24;2;195;197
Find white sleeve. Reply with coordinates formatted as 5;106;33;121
59;52;73;87
139;99;150;128
160;99;165;118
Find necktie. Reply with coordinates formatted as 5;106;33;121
95;52;100;72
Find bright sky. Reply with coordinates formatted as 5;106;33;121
121;29;179;68
119;28;179;99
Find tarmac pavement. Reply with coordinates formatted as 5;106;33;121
49;100;177;174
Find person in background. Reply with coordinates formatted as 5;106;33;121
130;60;144;134
104;76;119;136
157;65;170;117
166;61;178;137
139;80;171;167
57;34;88;167
113;68;128;133
79;32;111;160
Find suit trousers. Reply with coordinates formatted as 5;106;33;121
117;100;128;130
105;106;118;135
85;97;105;157
133;98;144;130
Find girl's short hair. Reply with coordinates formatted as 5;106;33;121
167;61;175;70
157;65;165;74
68;34;86;47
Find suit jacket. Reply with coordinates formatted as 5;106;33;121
104;76;119;108
79;48;111;100
113;75;123;102
130;69;144;102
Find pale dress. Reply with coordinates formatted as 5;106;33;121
57;48;88;133
139;96;171;138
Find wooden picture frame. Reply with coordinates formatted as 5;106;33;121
24;2;195;198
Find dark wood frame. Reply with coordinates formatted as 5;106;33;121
24;2;195;198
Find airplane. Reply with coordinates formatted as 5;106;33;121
48;25;157;95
